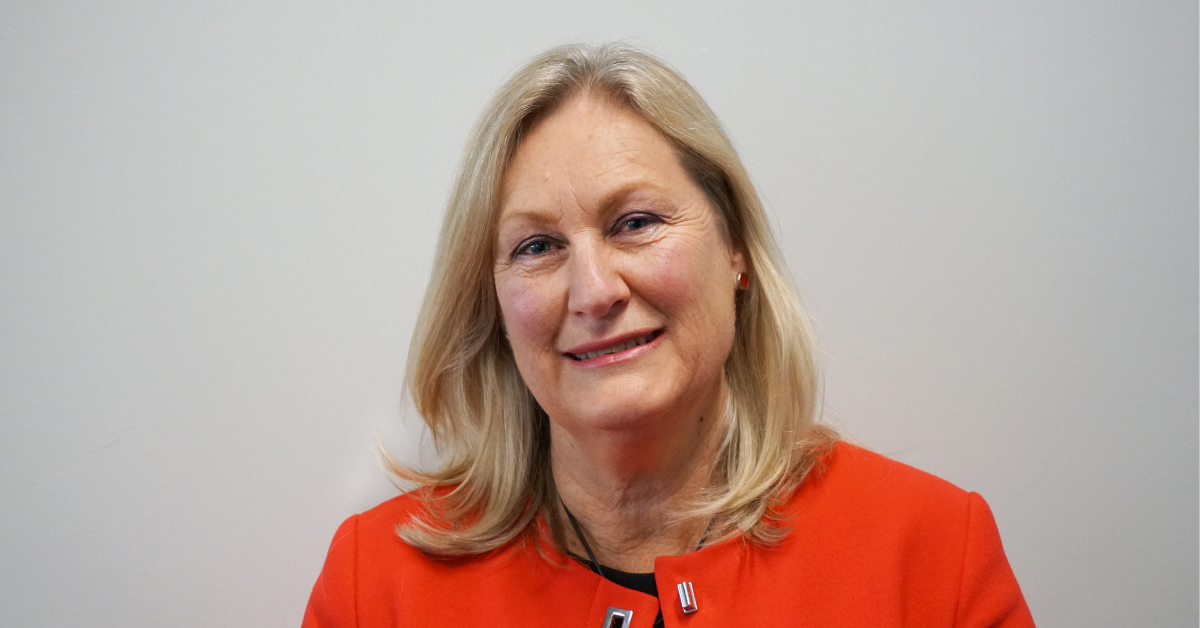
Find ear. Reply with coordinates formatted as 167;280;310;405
730;246;747;278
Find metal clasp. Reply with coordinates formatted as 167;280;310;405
602;606;633;628
677;581;698;613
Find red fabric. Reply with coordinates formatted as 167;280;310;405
302;443;1034;627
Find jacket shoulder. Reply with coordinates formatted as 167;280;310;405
802;443;1035;626
809;441;970;504
302;488;459;628
784;441;977;541
353;488;437;536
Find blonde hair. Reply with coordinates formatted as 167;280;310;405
392;43;836;556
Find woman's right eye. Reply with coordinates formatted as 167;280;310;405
515;237;553;258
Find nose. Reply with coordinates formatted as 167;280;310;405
566;241;629;320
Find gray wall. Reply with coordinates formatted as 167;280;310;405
1;1;1195;626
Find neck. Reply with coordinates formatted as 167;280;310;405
550;378;727;573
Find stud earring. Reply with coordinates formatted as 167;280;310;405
737;272;749;290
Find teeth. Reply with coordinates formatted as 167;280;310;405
571;332;656;361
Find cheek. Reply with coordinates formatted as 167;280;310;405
638;238;732;324
496;275;562;352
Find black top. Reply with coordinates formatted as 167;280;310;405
598;564;658;598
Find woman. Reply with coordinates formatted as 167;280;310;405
303;44;1033;628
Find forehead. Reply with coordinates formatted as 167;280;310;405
497;94;696;220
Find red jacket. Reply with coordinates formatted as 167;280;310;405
303;443;1034;627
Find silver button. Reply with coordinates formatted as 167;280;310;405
677;581;698;613
603;606;633;628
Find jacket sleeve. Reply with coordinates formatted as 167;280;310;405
302;514;359;628
955;493;1035;627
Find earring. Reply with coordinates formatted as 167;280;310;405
737;272;749;290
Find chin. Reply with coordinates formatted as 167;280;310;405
562;392;675;433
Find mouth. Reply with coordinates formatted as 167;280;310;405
565;329;663;361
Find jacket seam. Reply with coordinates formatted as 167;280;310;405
951;493;977;627
352;514;360;628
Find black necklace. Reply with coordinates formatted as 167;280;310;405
559;497;716;580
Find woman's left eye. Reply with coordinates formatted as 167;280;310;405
617;214;658;233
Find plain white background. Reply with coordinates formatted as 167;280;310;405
1;1;1195;626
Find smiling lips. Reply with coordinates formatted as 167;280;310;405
565;330;662;361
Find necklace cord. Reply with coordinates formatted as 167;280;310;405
560;497;606;579
696;515;716;549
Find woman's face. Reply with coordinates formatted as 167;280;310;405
493;94;744;438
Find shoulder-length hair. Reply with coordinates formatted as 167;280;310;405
391;42;836;556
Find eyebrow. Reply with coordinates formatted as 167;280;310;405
496;181;669;230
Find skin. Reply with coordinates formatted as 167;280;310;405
493;92;745;572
